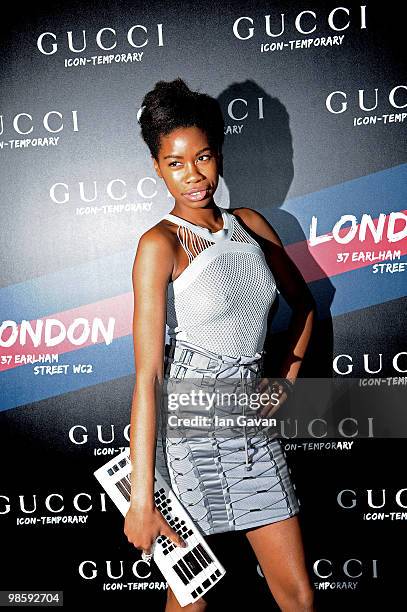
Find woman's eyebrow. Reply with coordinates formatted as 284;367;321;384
163;147;211;160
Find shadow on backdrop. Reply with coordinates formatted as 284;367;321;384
217;80;335;378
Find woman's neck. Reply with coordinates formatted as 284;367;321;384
171;200;222;227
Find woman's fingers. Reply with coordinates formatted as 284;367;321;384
259;389;287;417
160;520;187;548
124;507;187;551
257;377;270;393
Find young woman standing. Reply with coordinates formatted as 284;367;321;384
124;78;316;611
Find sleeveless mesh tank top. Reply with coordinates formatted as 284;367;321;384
164;206;277;358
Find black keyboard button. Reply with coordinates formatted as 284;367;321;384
196;544;212;565
183;551;203;576
173;564;189;585
178;558;194;580
193;546;208;568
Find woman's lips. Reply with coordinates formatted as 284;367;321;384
183;189;209;201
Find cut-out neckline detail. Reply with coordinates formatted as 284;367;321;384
162;207;263;288
163;207;231;242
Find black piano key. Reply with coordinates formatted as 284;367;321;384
173;564;189;586
203;579;210;589
214;569;221;578
182;551;204;576
196;543;212;565
191;590;197;598
121;476;131;494
192;547;207;572
192;546;209;569
178;558;195;581
115;480;130;501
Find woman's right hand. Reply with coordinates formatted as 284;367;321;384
124;503;187;554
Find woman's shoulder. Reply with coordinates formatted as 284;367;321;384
228;206;259;222
228;206;267;230
136;217;178;259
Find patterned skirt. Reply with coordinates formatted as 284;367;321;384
155;338;300;536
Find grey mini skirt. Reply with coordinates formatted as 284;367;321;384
155;338;300;536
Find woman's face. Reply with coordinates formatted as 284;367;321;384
153;126;220;209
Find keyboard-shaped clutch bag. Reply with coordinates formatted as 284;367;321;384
94;447;226;607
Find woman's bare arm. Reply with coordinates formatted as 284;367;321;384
124;225;185;551
233;208;316;382
129;226;174;509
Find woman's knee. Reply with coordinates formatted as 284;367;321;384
297;585;315;609
281;584;315;611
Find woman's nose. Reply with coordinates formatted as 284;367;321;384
184;162;204;180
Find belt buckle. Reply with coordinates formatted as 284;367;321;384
201;373;217;387
190;352;211;369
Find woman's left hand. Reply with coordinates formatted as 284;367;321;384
255;378;289;418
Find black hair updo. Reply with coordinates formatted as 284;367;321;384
138;77;224;161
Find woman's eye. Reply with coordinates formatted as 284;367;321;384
168;155;211;167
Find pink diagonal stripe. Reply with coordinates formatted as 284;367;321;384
286;209;407;282
0;292;133;372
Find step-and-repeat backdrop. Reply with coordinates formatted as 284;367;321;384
1;0;406;609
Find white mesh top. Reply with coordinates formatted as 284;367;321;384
164;206;277;358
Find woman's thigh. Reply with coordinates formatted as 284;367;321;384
244;516;314;605
165;585;207;611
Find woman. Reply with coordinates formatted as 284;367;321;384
124;78;316;611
